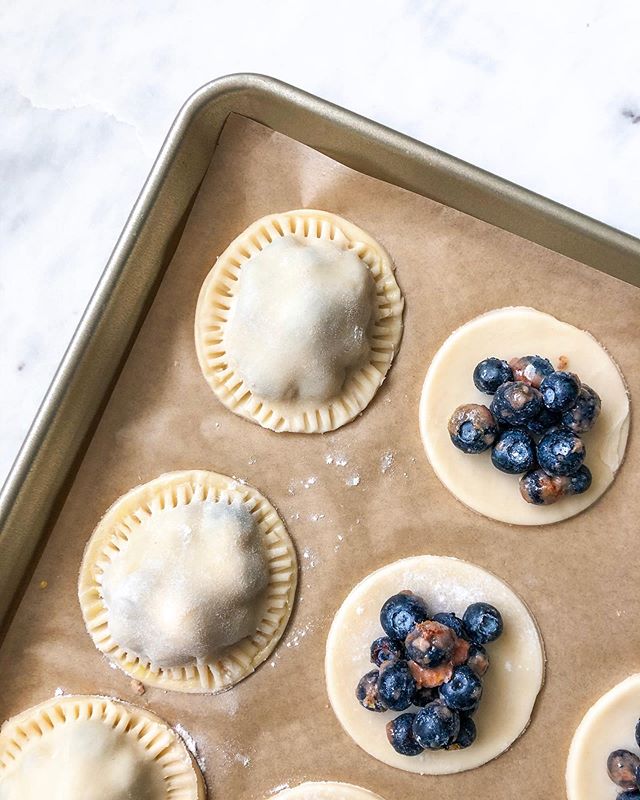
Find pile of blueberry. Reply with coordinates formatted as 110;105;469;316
448;355;601;505
355;590;503;756
607;721;640;799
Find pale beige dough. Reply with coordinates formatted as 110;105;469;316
195;209;403;433
566;674;640;800
325;555;545;774
272;783;386;800
79;470;297;693
0;695;205;800
419;306;629;526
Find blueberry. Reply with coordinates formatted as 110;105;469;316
509;355;554;389
537;429;585;476
447;714;477;749
490;382;542;427
607;749;640;789
377;660;417;711
561;384;601;433
432;612;466;639
439;665;483;711
370;636;403;666
466;644;490;677
540;371;581;412
412;686;438;707
463;603;503;644
618;792;640;800
380;592;429;641
386;713;424;756
356;670;387;712
412;700;460;750
405;620;457;668
567;465;592;496
473;358;513;394
448;404;498;454
525;405;562;436
519;469;569;505
491;429;536;474
635;718;640;749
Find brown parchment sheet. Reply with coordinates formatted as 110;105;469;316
1;113;639;799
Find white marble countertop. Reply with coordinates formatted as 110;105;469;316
1;0;639;485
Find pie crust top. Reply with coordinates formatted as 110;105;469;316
0;695;205;800
195;209;403;433
79;470;297;693
271;782;386;800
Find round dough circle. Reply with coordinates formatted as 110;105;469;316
79;470;297;693
272;783;386;800
566;674;640;800
419;306;629;525
0;695;205;800
195;209;404;433
325;555;545;774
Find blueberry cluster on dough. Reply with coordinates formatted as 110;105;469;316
354;591;503;756
447;355;601;506
607;721;640;799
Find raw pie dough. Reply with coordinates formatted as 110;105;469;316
79;470;297;693
325;555;545;774
272;783;386;800
0;695;205;800
419;306;629;525
195;209;404;433
566;674;640;800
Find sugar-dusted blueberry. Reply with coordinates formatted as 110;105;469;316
386;713;424;756
519;469;569;505
525;405;561;437
537;429;585;476
490;381;542;427
607;749;640;790
463;602;503;644
491;429;536;474
370;636;403;666
466;643;490;677
412;686;438;707
377;660;417;711
448;404;498;454
439;665;483;712
432;612;467;640
561;384;601;433
509;355;554;389
413;699;460;750
473;358;513;394
540;371;581;412
405;620;457;668
380;591;430;641
356;669;387;712
447;714;477;750
567;465;592;496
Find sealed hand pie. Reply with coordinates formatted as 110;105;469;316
195;209;404;432
79;470;297;693
0;695;205;799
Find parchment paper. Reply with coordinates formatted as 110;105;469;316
1;113;639;800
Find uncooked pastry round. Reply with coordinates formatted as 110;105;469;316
272;783;385;800
0;694;205;800
566;674;640;800
79;470;297;693
195;209;404;433
325;555;545;774
419;306;629;525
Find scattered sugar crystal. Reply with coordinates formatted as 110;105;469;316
54;687;64;697
248;456;256;465
270;785;290;795
504;661;513;672
356;605;365;616
235;753;251;767
346;473;360;486
380;450;395;474
325;454;334;465
309;512;325;522
303;476;317;488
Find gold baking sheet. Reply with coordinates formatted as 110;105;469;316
0;113;638;799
